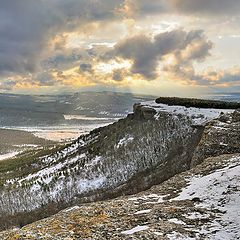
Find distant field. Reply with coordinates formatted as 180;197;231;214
0;129;54;155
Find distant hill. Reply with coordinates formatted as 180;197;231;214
0;92;154;127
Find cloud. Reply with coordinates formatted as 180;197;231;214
196;67;240;86
115;0;240;18
110;35;157;78
0;0;238;73
34;72;56;86
80;63;93;73
0;0;51;74
0;79;17;91
1;0;240;92
112;68;129;81
0;0;123;76
104;29;213;79
170;0;240;15
43;48;92;71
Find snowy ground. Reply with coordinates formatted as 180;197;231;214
173;157;240;239
0;152;21;161
141;101;234;125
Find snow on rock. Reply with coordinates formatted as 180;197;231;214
168;218;186;225
184;212;210;220
167;231;196;240
134;209;151;215
173;156;240;239
0;151;21;161
20;153;87;185
116;135;134;148
128;194;167;204
153;232;163;236
64;114;114;121
121;225;149;235
64;206;80;213
141;101;234;125
76;176;107;193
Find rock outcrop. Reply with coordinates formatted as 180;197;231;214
191;111;240;167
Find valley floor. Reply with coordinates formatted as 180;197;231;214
0;128;54;157
1;153;239;240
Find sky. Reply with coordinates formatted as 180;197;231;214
0;0;240;96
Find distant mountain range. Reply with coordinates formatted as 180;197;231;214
0;92;155;127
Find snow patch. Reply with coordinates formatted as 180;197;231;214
167;231;195;240
141;101;234;125
128;194;167;204
116;136;134;148
168;218;186;225
121;225;149;235
173;156;240;239
0;152;21;161
134;209;151;215
64;114;114;121
64;206;80;213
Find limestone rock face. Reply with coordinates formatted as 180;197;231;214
133;103;157;120
232;110;240;122
191;111;240;167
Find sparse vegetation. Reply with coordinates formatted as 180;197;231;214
0;144;68;187
156;97;240;109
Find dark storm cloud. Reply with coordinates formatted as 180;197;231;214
110;35;157;79
0;0;52;74
34;72;56;86
105;29;213;79
170;0;240;15
0;0;237;77
1;0;239;90
117;0;240;17
43;49;90;70
80;63;93;73
138;0;169;14
112;68;128;81
0;0;123;76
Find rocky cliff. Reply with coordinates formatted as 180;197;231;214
1;153;239;239
0;98;239;232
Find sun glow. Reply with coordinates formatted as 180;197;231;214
95;60;132;74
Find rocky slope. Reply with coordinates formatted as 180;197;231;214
0;98;239;231
1;153;239;239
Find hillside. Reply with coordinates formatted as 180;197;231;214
1;153;239;239
0;98;239;233
0;92;153;127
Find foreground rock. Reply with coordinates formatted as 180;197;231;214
1;153;239;239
